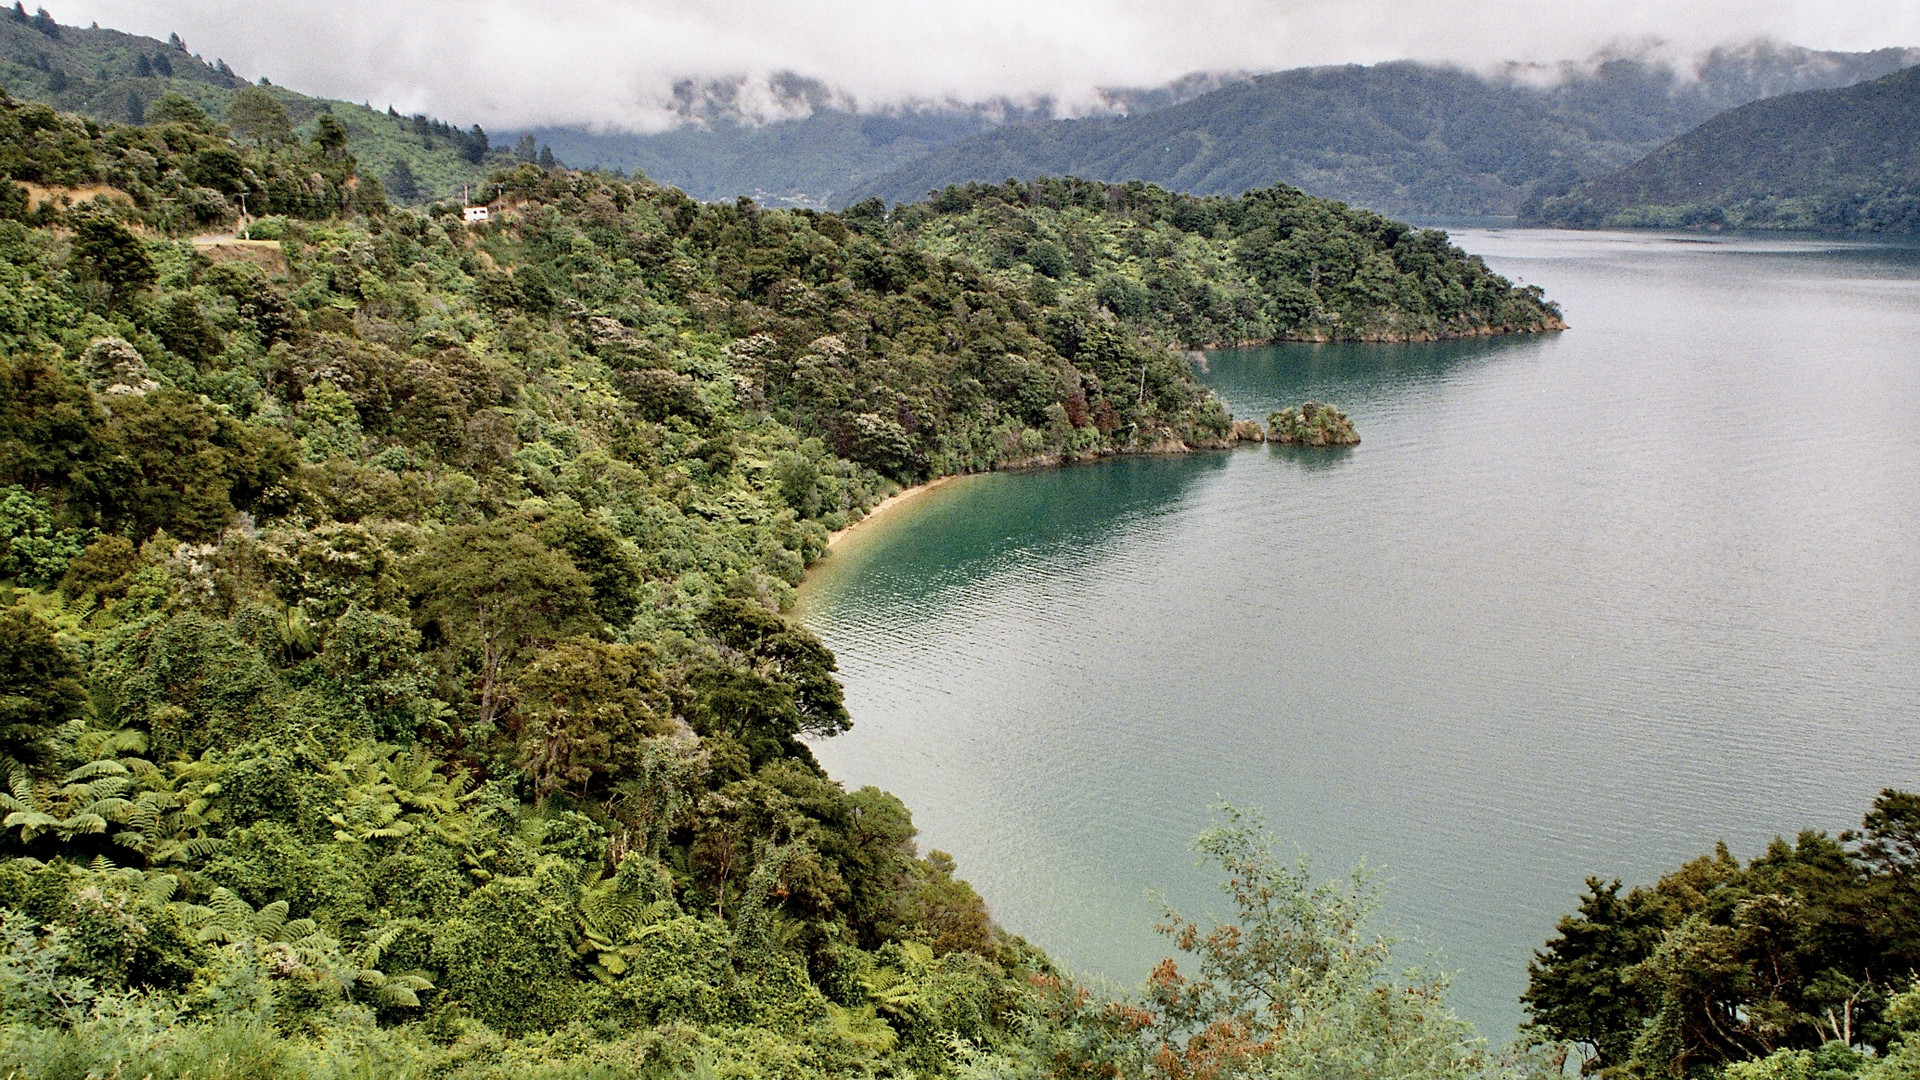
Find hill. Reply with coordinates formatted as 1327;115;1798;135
846;45;1920;217
6;10;1915;220
0;9;1218;211
0;92;1567;1074
511;75;1240;209
0;7;512;203
1522;63;1920;233
888;177;1562;345
524;108;1003;209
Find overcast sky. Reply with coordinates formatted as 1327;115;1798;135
54;0;1920;131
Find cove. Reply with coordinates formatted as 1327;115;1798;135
797;229;1920;1038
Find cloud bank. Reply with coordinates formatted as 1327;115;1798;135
54;0;1920;131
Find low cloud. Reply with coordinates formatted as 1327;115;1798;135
57;0;1920;131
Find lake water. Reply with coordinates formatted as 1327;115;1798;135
796;229;1920;1039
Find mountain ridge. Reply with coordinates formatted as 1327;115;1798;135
846;43;1920;217
1521;62;1920;233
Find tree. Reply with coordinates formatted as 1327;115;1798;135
1137;806;1493;1080
702;597;851;739
1524;878;1665;1072
312;113;349;155
89;389;297;541
516;638;672;797
460;124;488;165
0;486;86;587
537;144;556;170
69;218;154;302
843;196;887;236
383;159;418;203
144;92;207;127
0;606;87;764
57;535;138;602
514;134;537;163
226;86;291;147
520;504;645;629
408;521;596;733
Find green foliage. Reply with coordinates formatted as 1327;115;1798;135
0;911;95;1025
0;486;86;587
0;604;86;763
69;216;154;299
408;520;596;731
517;638;673;797
1527;790;1920;1078
431;868;582;1033
0;94;1570;1077
909;177;1562;346
1527;66;1920;235
1268;402;1359;446
227;87;292;148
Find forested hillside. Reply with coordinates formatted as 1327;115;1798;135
0;93;1569;1075
0;7;522;203
848;45;1920;218
886;177;1562;345
1523;64;1920;234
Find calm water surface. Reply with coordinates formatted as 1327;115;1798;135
797;229;1920;1037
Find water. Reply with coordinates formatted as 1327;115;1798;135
796;229;1920;1039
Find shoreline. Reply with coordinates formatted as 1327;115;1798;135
1170;319;1567;351
824;474;969;550
815;430;1277;557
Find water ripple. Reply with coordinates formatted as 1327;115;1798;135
800;230;1920;1038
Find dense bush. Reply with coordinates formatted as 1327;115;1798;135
1527;790;1920;1079
904;177;1562;346
0;99;1565;1075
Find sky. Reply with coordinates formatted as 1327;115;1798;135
53;0;1920;131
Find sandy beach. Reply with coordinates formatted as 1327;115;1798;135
824;474;968;550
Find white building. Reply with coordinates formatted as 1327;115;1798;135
463;206;490;223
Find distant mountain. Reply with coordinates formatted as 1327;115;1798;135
7;9;1916;222
1522;63;1920;233
518;109;1005;210
845;44;1920;218
509;73;1245;209
0;9;1232;211
0;9;510;202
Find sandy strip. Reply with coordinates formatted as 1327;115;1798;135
825;474;967;550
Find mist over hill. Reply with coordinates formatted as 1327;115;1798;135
843;42;1920;217
2;9;1915;223
510;72;1247;209
1523;62;1920;233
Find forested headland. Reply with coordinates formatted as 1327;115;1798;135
0;89;1581;1077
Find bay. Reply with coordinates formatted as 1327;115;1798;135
797;229;1920;1037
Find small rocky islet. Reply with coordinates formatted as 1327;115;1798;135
1263;401;1362;446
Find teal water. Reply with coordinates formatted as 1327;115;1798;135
796;229;1920;1038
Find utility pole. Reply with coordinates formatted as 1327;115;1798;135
236;191;248;239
